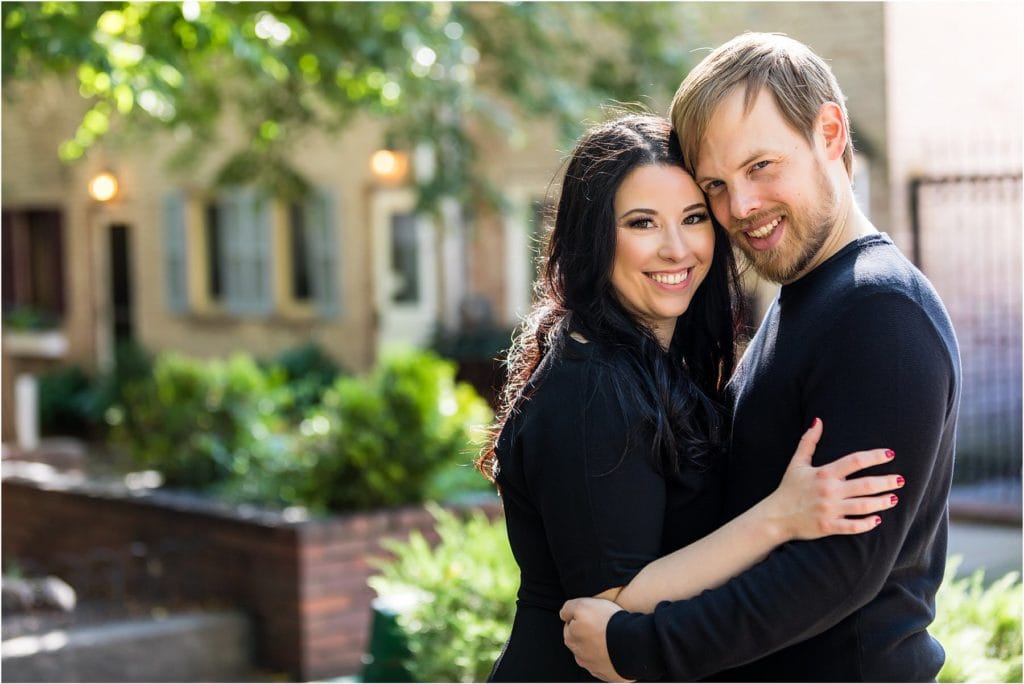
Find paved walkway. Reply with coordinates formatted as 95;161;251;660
948;519;1022;580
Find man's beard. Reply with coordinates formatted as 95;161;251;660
737;162;837;284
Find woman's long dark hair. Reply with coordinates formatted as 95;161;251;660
478;114;744;482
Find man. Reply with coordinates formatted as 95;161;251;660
560;32;960;682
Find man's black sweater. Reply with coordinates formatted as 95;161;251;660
606;234;961;682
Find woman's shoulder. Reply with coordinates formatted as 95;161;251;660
528;333;616;399
513;340;637;448
503;335;647;475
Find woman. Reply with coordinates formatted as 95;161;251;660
481;115;902;682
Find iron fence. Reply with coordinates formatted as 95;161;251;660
910;173;1022;499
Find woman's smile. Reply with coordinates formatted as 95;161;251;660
646;267;694;287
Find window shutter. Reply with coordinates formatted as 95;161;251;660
162;191;188;314
222;188;272;316
306;189;340;317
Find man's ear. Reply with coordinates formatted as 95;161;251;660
817;102;847;161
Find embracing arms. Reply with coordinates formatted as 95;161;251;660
564;294;958;682
608;418;902;613
562;418;903;682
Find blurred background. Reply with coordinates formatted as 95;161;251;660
1;2;1021;682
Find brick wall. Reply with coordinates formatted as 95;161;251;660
1;474;499;680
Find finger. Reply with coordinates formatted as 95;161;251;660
826;514;884;535
559;600;579;623
790;417;823;467
828;448;895;479
842;493;899;516
841;473;906;497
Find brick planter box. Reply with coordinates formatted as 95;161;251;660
2;466;499;680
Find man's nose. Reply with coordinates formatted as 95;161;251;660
730;183;762;220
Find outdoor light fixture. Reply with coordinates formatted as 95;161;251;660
88;171;119;202
370;148;409;184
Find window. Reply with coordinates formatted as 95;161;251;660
205;203;224;301
1;209;65;326
391;212;420;304
220;189;272;315
162;188;338;318
288;202;312;302
285;191;339;315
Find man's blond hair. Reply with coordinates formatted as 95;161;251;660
670;32;854;177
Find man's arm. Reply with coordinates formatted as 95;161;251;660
610;420;901;613
595;295;956;681
560;419;901;681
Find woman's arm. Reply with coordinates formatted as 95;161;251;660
610;418;903;612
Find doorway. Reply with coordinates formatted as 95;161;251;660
370;189;438;352
108;223;134;345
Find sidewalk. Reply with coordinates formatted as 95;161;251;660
946;478;1022;580
948;519;1022;580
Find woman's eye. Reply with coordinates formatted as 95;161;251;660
683;212;710;225
628;217;656;229
752;160;771;171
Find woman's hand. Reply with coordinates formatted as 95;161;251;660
765;417;905;541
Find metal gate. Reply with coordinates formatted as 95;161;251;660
911;173;1022;497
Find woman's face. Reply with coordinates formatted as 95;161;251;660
610;163;716;348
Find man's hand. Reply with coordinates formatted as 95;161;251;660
560;597;635;682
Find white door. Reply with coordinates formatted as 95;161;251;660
371;188;439;352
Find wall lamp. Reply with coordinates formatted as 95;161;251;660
369;149;409;184
88;171;120;203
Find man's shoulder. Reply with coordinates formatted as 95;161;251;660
828;270;960;370
830;238;949;321
794;238;959;360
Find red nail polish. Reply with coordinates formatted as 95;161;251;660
874;516;882;526
890;494;899;505
885;449;895;460
810;417;820;429
896;476;905;487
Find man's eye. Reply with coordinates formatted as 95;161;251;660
752;160;771;171
704;181;724;194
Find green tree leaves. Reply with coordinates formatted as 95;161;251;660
3;1;691;208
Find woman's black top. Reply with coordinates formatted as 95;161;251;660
488;335;723;682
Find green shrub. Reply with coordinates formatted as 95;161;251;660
109;352;290;488
211;428;312;508
368;504;518;683
935;557;1022;683
294;347;493;512
110;345;493;512
38;364;101;437
38;342;153;439
96;340;154;419
431;325;514;361
263;342;345;419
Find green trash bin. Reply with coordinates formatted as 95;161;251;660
361;595;415;682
